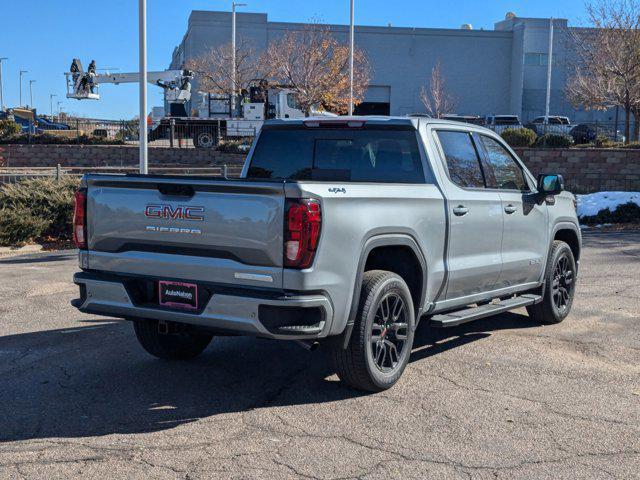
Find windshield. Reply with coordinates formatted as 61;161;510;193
247;127;425;183
286;93;302;110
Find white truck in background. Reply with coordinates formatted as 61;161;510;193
163;79;333;148
484;115;523;134
525;116;575;136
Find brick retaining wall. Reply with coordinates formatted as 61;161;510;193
1;144;639;192
0;144;245;168
514;148;640;192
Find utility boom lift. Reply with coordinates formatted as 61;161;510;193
65;59;334;148
65;58;193;116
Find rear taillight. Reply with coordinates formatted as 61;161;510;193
284;199;321;269
73;189;87;249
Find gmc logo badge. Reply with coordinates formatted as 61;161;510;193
144;204;205;221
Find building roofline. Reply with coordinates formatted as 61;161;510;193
187;10;513;38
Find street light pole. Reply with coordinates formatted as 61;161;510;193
50;94;57;118
29;80;36;109
0;58;7;111
139;0;148;174
544;17;554;119
348;0;355;116
231;2;247;119
19;69;27;107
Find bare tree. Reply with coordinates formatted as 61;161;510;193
420;62;456;119
185;38;263;96
260;24;371;115
566;0;640;142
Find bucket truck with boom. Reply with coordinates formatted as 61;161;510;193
65;59;333;148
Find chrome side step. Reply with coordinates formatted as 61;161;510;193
430;294;542;328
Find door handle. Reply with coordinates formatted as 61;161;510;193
504;204;518;214
453;205;469;216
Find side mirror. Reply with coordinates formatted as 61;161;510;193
537;174;564;195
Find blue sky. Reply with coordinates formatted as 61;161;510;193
1;0;588;119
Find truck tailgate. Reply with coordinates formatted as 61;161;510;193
84;175;285;288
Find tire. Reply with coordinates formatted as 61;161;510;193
133;319;214;360
527;240;577;325
194;131;217;148
328;270;416;392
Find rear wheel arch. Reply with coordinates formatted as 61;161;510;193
341;234;427;348
364;245;424;316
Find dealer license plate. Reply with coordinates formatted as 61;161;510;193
158;281;198;310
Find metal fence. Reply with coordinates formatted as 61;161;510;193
12;119;135;144
0;165;244;184
8;118;257;150
146;120;257;149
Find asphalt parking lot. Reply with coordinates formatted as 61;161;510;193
0;231;639;479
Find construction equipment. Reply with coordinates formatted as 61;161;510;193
156;78;335;148
65;58;193;116
65;60;334;148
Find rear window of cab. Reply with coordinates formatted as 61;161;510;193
247;127;425;183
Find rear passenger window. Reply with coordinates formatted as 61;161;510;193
479;135;529;191
436;131;485;188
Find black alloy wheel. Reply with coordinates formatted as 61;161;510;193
551;252;574;315
370;293;409;373
527;240;577;325
328;270;416;392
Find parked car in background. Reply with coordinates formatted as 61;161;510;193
36;116;70;130
525;116;574;136
569;123;624;144
6;108;43;135
440;114;485;125
11;115;43;135
92;129;108;138
485;115;523;133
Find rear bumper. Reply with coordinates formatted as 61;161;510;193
72;271;334;340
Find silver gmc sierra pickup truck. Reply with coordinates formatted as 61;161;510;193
72;117;580;391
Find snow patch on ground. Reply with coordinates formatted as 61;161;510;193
576;191;640;218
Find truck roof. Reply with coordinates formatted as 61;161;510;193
264;116;416;126
263;115;496;130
